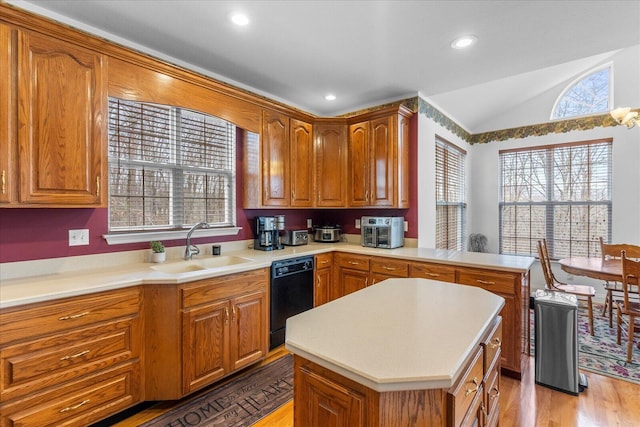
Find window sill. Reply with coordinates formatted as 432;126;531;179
103;227;242;245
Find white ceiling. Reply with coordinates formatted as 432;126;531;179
10;0;640;133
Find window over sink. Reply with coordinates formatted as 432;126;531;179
107;97;237;236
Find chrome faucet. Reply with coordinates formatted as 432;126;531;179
184;222;210;260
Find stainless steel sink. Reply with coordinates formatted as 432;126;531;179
150;256;254;275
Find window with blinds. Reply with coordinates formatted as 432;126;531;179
499;139;612;258
108;97;236;232
435;137;466;250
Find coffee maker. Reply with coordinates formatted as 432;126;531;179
254;216;285;251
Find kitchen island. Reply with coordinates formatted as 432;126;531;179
285;278;505;426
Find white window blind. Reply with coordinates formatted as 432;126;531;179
108;97;236;232
435;137;466;250
499;139;612;258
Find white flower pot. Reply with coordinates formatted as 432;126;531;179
150;252;166;263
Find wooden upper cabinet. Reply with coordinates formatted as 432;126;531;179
347;106;411;208
0;24;15;204
261;110;290;206
290;119;313;207
348;121;369;207
314;122;348;208
16;30;106;206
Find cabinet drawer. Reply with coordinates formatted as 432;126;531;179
370;257;409;277
448;347;483;427
315;252;332;269
0;288;141;346
335;253;369;271
0;362;140;427
1;318;139;401
456;269;516;295
182;268;268;308
481;316;502;375
410;262;456;282
484;363;500;426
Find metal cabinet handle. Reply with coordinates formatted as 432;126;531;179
232;307;237;321
59;399;90;413
1;170;5;194
58;311;90;321
426;273;440;277
224;307;229;324
60;350;90;361
490;386;500;400
477;279;496;285
490;337;502;348
348;261;360;265
96;176;100;196
317;274;321;287
382;266;397;271
465;377;480;396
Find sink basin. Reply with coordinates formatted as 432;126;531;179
194;256;254;269
150;261;206;274
150;256;254;275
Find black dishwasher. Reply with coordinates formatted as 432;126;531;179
270;256;314;350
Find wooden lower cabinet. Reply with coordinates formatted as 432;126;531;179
315;252;333;306
145;268;269;400
0;288;142;426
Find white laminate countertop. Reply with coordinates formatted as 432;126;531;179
0;242;533;309
285;278;505;392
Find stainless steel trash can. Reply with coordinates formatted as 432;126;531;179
534;290;585;395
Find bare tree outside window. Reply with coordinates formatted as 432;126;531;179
499;140;611;259
552;67;611;119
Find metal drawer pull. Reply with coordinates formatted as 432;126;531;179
224;307;229;324
490;387;500;399
465;377;480;396
1;170;5;194
58;311;90;321
382;266;397;271
60;350;90;361
59;399;90;413
476;279;496;285
321;260;329;264
427;273;440;277
348;261;360;265
490;337;502;348
232;307;237;321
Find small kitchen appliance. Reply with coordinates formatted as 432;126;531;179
254;216;285;251
313;225;341;243
283;229;308;246
361;216;405;249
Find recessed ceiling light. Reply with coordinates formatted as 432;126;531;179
451;35;477;49
325;94;336;101
231;13;249;26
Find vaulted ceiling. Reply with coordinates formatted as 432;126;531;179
10;0;640;133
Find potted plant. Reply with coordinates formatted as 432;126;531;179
150;241;166;263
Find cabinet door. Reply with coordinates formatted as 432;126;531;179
369;116;394;206
17;30;106;206
290;119;313;207
337;268;369;299
397;112;411;208
230;291;267;372
295;365;364;427
0;24;15;204
182;300;229;394
348;121;369;207
315;266;332;306
315;123;348;207
261;110;289;206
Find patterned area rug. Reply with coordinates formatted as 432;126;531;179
531;303;640;384
140;355;293;427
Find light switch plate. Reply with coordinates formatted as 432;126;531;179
404;221;408;232
307;218;313;228
355;219;361;229
69;229;89;246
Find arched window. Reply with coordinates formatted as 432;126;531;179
551;65;611;119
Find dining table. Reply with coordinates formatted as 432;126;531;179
558;256;622;282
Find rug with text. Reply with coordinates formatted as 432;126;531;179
140;354;293;427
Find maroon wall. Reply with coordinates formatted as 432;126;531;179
0;115;418;263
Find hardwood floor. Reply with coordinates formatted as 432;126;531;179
113;349;640;427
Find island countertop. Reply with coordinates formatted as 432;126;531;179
285;277;505;392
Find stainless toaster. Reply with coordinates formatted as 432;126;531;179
283;229;308;246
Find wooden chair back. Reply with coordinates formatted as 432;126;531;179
537;239;557;290
621;251;640;308
600;237;640;260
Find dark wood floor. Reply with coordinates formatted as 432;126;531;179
112;346;640;427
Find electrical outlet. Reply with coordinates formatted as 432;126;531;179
307;218;313;228
355;219;361;229
404;221;408;232
69;229;89;246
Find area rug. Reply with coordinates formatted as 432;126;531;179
530;303;640;384
140;355;293;427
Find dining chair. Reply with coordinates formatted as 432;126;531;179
537;239;596;335
599;237;640;327
616;251;640;363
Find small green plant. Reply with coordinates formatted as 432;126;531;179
150;241;165;253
